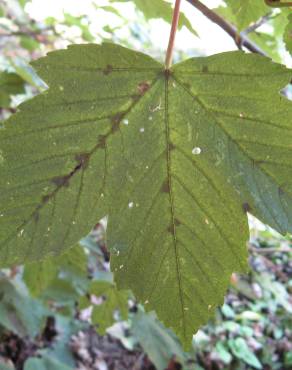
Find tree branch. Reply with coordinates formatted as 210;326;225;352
186;0;267;56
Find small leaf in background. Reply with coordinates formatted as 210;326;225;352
0;278;49;337
23;356;73;370
228;337;262;369
79;281;129;334
23;244;87;298
0;72;25;108
221;303;235;319
20;36;41;52
9;57;47;91
110;0;198;36
224;0;270;31
284;13;292;54
215;341;232;365
131;311;186;370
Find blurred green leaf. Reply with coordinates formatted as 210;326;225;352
228;337;262;369
9;57;46;91
221;303;235;319
216;341;232;364
20;36;40;51
23;356;73;370
284;13;292;54
224;0;270;31
24;244;87;298
79;281;129;334
110;0;198;36
0;71;25;108
0;278;49;337
131;311;186;370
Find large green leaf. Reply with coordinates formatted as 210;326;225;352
1;43;292;346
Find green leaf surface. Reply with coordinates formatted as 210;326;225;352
224;0;270;30
1;43;292;346
79;281;129;334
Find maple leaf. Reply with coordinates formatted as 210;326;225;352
0;43;291;346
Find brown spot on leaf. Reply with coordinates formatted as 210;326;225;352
161;180;170;193
52;175;70;188
111;112;123;133
168;224;175;235
138;81;150;95
202;65;209;73
164;69;171;79
279;186;285;196
33;211;39;223
103;64;113;75
131;94;140;102
42;195;50;203
75;153;90;169
168;142;176;151
97;135;107;149
174;218;181;226
242;202;251;213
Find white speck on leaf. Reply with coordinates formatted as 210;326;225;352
192;147;201;155
122;119;129;125
148;116;153;121
0;150;4;164
119;264;124;269
239;112;244;118
128;202;134;208
140;127;145;133
59;85;64;91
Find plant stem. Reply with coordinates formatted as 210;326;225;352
165;0;182;70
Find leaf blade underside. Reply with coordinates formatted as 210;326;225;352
1;43;292;346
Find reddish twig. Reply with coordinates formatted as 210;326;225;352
165;0;182;69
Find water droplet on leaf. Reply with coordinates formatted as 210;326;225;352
192;147;201;155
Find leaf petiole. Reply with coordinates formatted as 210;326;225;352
165;0;182;70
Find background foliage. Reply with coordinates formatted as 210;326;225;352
0;0;291;369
